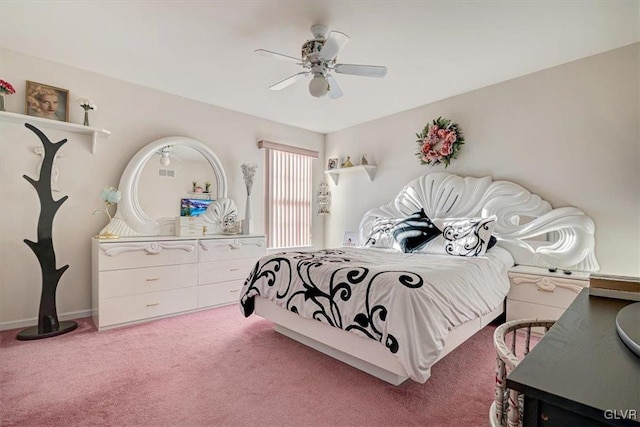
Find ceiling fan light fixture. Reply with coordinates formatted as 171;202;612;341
159;152;171;166
257;25;386;99
309;75;329;97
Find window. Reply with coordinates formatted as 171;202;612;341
259;140;318;249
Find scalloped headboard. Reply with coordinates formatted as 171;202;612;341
358;172;599;272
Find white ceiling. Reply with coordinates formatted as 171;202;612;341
1;1;638;134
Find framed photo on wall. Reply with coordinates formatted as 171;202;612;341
327;158;339;170
25;81;69;122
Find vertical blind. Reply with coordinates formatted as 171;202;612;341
268;149;313;249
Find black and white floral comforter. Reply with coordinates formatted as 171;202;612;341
239;247;513;382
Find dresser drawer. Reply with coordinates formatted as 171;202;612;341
98;287;197;328
507;273;586;309
98;240;198;271
198;238;265;262
197;280;243;308
198;259;256;285
99;264;198;299
506;299;566;322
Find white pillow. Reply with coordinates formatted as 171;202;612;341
419;216;497;257
363;217;401;250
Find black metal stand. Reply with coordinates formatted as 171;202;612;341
16;123;77;341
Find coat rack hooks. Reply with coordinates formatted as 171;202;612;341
16;123;78;340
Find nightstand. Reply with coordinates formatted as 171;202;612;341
506;265;590;322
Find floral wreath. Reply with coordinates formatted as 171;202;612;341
415;117;464;167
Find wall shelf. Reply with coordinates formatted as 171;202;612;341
186;192;214;200
0;111;111;154
324;165;377;185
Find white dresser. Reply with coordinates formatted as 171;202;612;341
91;235;265;330
506;265;590;322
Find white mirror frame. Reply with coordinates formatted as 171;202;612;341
103;136;227;237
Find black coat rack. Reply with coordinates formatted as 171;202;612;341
17;123;77;340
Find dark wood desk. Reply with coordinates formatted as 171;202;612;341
507;289;640;427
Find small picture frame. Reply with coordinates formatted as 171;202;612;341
25;81;69;122
327;158;339;170
343;231;357;247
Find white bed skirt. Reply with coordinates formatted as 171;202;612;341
254;296;504;385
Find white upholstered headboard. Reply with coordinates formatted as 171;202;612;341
358;172;599;272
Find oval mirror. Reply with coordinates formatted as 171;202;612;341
104;136;228;236
137;145;218;221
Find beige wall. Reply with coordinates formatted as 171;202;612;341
326;43;640;276
0;48;325;329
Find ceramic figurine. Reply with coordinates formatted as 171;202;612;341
222;213;239;234
342;156;354;168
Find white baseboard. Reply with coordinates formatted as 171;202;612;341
0;309;92;332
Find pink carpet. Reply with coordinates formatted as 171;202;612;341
1;305;499;426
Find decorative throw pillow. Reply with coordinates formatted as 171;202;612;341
419;216;497;257
391;209;441;253
487;235;498;250
363;217;400;250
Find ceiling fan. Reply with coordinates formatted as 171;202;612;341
157;145;177;166
256;24;387;99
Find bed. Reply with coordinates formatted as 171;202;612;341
239;172;599;385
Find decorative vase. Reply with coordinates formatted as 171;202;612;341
242;193;253;234
0;94;5;112
83;110;90;126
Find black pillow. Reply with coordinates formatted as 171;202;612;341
392;209;441;253
487;235;497;250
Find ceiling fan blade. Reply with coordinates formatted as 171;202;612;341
269;72;309;91
326;75;343;99
334;63;387;78
255;49;301;64
319;31;350;61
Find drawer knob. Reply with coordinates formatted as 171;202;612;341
145;278;160;282
146;302;160;307
230;289;240;293
541;413;549;422
230;268;240;272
